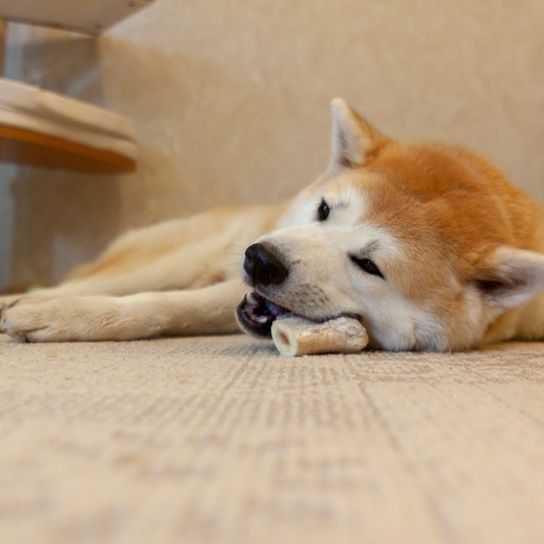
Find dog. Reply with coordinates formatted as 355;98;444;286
1;98;544;351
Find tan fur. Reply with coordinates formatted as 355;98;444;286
1;99;543;350
348;142;542;341
361;142;544;345
65;206;272;282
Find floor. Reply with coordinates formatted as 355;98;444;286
1;334;543;544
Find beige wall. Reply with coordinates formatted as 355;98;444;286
1;0;544;288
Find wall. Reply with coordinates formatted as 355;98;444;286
1;0;543;288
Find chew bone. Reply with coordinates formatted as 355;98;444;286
271;315;369;357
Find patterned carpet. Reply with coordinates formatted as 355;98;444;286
1;334;543;543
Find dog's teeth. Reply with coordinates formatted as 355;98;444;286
257;316;268;324
247;293;259;305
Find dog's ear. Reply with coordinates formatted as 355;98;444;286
475;246;544;309
330;98;388;169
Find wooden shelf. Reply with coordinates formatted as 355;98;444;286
0;79;137;173
0;0;155;34
0;3;149;172
0;125;136;173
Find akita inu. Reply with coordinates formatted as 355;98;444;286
1;99;544;351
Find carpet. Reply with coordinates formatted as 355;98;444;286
1;334;543;543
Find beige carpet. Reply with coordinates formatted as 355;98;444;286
1;334;544;544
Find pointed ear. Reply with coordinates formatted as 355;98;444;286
330;98;388;169
475;246;544;309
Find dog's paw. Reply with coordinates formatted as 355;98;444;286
0;296;23;317
0;298;76;342
0;296;123;342
0;294;52;319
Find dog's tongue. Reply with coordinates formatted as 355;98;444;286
266;300;287;317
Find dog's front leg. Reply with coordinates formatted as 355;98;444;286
0;281;247;342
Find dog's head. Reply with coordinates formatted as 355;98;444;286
237;99;544;351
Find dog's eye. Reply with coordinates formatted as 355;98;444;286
350;256;384;279
317;199;330;222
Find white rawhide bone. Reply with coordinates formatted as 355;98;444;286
271;315;369;357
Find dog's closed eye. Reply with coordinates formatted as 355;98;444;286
350;256;384;279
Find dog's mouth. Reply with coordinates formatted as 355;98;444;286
236;291;291;338
237;291;363;339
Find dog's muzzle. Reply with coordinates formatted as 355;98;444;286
238;243;290;337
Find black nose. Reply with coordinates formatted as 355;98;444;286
244;243;289;286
